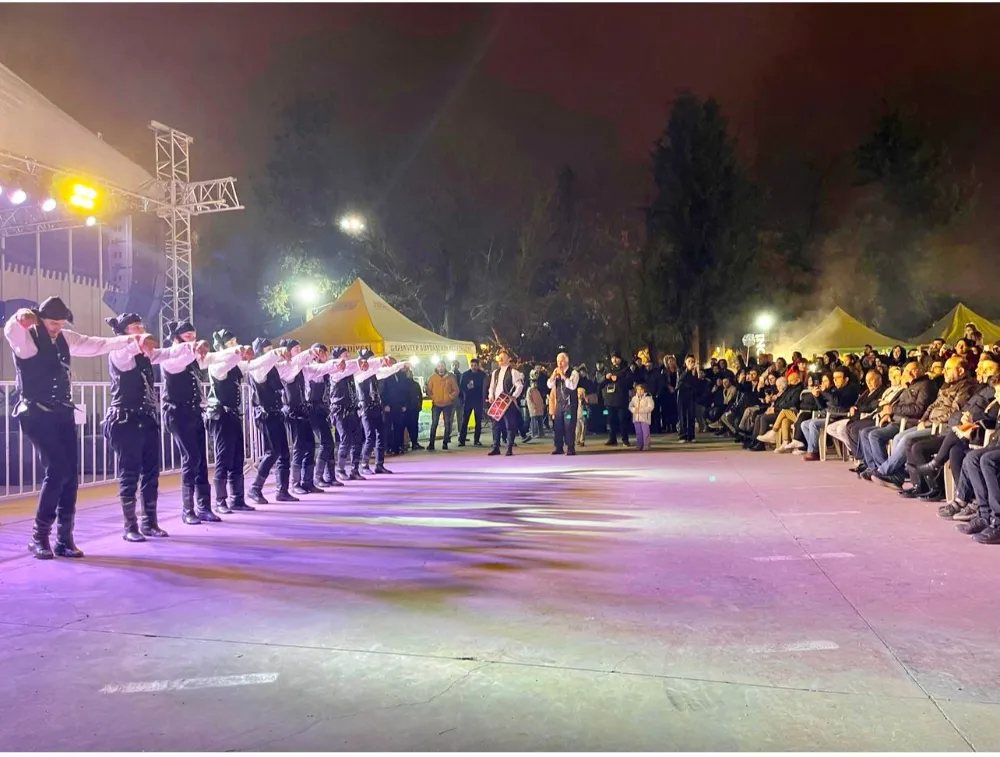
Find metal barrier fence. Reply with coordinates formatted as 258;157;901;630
0;381;264;501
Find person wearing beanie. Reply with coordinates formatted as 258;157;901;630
245;338;297;503
4;298;148;559
204;329;264;514
329;346;366;480
302;343;352;488
275;338;329;495
102;313;198;543
354;347;408;474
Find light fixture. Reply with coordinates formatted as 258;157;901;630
294;282;320;306
85;216;97;227
430;354;441;365
10;189;27;205
41;198;57;212
755;312;775;332
408;355;420;366
446;351;456;362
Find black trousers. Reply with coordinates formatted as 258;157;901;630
606;405;630;444
360;411;386;467
334;413;363;472
18;407;78;534
846;417;876;459
404;408;420;449
165;408;209;490
208;411;245;503
255;411;290;487
459;398;483;444
931;431;971;482
554;409;578;453
285;413;316;486
386;409;404;453
677;392;696;441
309;406;335;481
491;405;520;453
107;416;160;505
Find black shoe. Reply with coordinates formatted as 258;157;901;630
604;440;616;447
123;525;146;543
488;448;501;456
458;441;466;447
860;470;874;481
505;449;513;456
552;449;564;455
140;518;169;538
957;516;990;535
427;445;435;452
360;466;375;476
442;443;449;450
374;465;393;474
182;510;201;525
522;434;533;443
473;442;484;447
247;488;268;505
229;501;257;512
197;508;223;523
28;538;54;560
291;485;311;496
898;488;921;499
321;478;344;488
53;541;84;558
349;470;366;481
411;443;425;450
275;490;300;502
849;462;867;474
216;502;233;515
973;523;1000;544
918;488;945;502
566;450;576;456
917;461;942;475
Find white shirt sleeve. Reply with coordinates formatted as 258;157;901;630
4;316;35;359
328;359;361;383
488;370;498;402
511;369;525;400
155;342;199;373
277;350;315;382
207;347;245;381
109;337;142;373
246;351;282;384
354;356;388;384
62;329;135;358
375;361;408;381
564;370;580;392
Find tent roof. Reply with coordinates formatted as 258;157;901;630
0;62;155;192
280;278;477;357
783;306;902;356
911;303;1000;346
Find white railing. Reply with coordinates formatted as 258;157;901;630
0;381;264;500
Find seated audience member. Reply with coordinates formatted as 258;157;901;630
828;369;885;452
953;417;1000;543
783;372;829;454
749;372;802;451
905;358;1000;502
856;361;938;480
796;366;862;461
847;365;904;469
871;355;977;489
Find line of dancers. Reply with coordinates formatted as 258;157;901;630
3;298;408;560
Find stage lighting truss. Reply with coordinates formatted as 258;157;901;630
0;120;243;339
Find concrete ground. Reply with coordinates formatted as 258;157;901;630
1;434;999;751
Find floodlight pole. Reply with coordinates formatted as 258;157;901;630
149;120;242;339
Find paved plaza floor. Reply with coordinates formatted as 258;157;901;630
1;436;998;751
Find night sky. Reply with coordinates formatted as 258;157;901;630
4;3;1000;190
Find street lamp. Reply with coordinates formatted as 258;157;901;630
755;312;775;332
338;214;366;236
295;282;321;322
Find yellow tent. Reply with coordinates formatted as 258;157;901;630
911;303;1000;346
779;306;902;357
279;278;476;361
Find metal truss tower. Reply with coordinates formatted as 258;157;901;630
149;120;242;338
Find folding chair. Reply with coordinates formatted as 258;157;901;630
819;410;849;462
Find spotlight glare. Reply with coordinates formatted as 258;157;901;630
10;189;27;205
408;355;420;366
85;216;97;227
447;351;456;362
41;198;57;212
430;354;441;365
69;196;95;210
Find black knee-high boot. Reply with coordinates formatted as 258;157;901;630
140;499;168;537
54;515;84;558
196;483;222;522
181;484;201;525
122;499;146;542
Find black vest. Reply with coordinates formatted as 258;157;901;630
493;366;515;396
251;366;283;413
109;353;157;417
282;370;307;415
553;375;579;412
357;374;381;414
13;327;73;409
308;374;330;406
209;365;243;412
162;358;203;413
330;373;359;417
